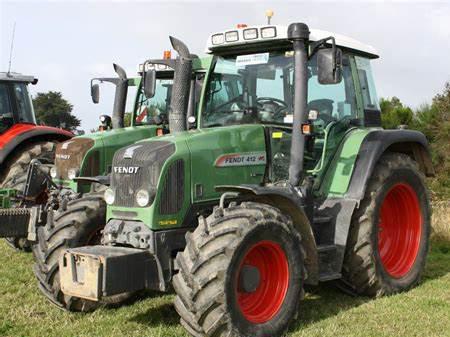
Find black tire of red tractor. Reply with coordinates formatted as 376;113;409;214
32;192;131;312
341;153;431;297
0;141;57;251
173;201;306;337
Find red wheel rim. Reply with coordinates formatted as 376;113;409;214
236;240;289;324
378;183;422;278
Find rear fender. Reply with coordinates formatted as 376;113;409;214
0;124;73;167
216;184;319;285
346;129;434;200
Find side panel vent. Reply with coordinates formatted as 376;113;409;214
160;159;184;215
83;150;100;177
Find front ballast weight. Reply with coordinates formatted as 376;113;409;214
59;219;189;301
60;246;155;301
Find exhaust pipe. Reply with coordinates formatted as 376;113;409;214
168;36;192;133
111;63;128;129
287;23;310;187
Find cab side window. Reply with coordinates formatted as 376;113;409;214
13;83;36;123
135;79;173;125
355;56;379;110
0;84;14;129
0;84;12;117
307;54;357;123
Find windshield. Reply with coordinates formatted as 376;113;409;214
134;78;173;126
201;51;357;129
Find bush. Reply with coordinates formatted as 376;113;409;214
381;83;450;199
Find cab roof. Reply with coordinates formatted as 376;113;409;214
0;72;38;84
206;24;379;59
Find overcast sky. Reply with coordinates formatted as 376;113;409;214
1;0;449;131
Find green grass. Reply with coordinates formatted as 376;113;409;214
0;240;449;337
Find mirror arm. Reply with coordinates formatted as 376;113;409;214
91;77;120;85
142;59;176;71
309;36;336;59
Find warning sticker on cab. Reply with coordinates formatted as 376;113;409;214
236;53;269;67
215;152;267;167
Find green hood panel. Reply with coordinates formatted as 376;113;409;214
80;126;159;177
108;124;268;229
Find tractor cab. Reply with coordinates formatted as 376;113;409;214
0;72;37;132
201;24;380;183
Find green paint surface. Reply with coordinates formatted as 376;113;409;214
107;124;267;230
318;128;371;197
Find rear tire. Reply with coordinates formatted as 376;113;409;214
0;141;57;251
32;192;128;312
174;201;305;337
341;153;431;296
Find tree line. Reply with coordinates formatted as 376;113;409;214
380;83;450;198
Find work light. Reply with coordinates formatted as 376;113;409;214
211;33;225;45
225;31;239;42
243;28;258;40
261;26;276;38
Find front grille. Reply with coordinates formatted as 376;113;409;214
111;141;175;207
160;159;184;214
55;138;94;179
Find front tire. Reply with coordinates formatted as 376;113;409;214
32;193;108;312
174;202;305;337
342;153;431;296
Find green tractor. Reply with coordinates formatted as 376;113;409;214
0;55;209;252
56;23;431;337
31;48;210;310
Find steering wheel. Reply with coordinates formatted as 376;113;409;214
257;97;288;108
257;97;289;121
212;95;244;113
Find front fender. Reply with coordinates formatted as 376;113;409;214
216;184;319;285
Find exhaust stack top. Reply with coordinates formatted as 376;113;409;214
167;36;193;133
111;63;128;129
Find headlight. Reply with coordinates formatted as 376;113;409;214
136;189;150;207
104;188;115;205
50;166;57;179
67;168;79;180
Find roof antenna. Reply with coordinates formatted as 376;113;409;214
7;22;16;77
265;9;274;25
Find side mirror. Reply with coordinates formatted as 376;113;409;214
143;69;156;98
317;48;342;85
91;83;100;104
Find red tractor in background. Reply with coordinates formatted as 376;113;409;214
0;72;73;248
